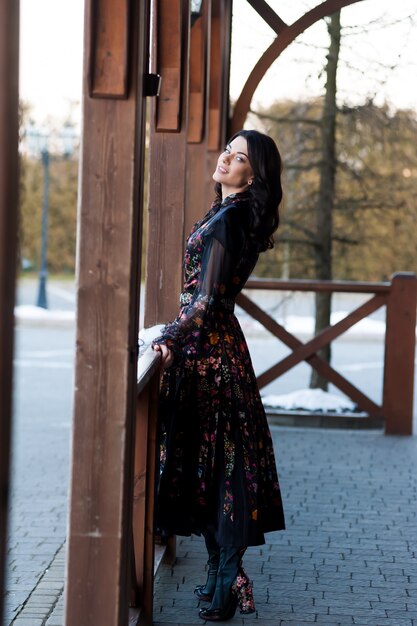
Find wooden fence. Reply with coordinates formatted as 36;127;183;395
237;272;417;435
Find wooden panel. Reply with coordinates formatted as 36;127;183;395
156;0;182;131
89;0;130;97
188;10;206;143
145;0;190;326
0;1;19;620
383;273;417;435
208;0;231;150
64;0;149;624
186;0;210;232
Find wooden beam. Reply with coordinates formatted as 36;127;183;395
208;0;231;150
185;0;211;234
246;0;287;34
232;0;364;132
89;0;130;97
0;1;19;621
145;0;190;326
188;10;206;144
156;0;183;131
383;273;417;435
64;0;149;623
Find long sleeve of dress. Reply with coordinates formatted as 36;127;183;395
153;211;242;356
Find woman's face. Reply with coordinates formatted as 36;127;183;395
213;135;254;198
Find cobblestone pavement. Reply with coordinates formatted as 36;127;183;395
153;428;417;626
4;330;417;626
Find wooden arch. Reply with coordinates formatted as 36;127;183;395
231;0;363;133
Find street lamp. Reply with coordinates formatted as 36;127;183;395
24;122;78;308
25;124;50;308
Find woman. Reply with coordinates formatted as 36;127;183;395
152;129;285;622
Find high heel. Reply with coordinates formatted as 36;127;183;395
199;591;237;621
232;566;255;614
194;563;218;602
198;547;253;622
195;528;220;602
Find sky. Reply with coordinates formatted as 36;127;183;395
19;0;417;129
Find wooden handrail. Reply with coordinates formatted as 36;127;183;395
137;347;161;395
245;277;391;293
239;273;417;435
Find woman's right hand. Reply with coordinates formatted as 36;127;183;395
152;342;174;369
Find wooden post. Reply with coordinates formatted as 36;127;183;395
0;1;19;620
144;0;191;327
64;0;149;624
383;273;417;435
185;0;210;235
205;0;232;207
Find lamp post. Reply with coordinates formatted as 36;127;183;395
25;122;78;308
37;144;50;309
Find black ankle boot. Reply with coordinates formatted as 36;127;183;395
198;548;241;622
194;529;220;602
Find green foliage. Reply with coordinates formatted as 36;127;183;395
252;100;417;281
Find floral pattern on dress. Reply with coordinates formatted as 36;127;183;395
154;192;285;547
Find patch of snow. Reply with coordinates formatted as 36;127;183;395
14;305;75;326
262;388;356;413
138;325;164;356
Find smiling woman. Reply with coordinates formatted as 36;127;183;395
152;129;285;622
213;136;254;198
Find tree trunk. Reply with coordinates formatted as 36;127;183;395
310;11;341;390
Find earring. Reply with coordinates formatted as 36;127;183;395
248;180;253;186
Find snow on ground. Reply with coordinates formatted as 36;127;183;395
14;305;75;326
262;388;357;413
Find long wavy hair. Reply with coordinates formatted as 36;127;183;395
214;129;283;251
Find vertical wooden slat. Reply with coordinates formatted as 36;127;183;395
89;0;130;97
64;0;149;623
0;1;19;621
185;0;211;235
205;0;232;206
156;0;183;131
132;369;160;626
145;0;191;327
383;273;417;435
187;8;206;143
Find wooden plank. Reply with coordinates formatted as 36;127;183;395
259;294;386;379
244;278;390;293
89;0;130;97
64;0;149;624
237;293;383;416
0;1;19;620
145;0;190;327
208;0;231;150
156;0;182;131
186;0;211;234
383;273;417;435
246;0;287;34
188;8;206;144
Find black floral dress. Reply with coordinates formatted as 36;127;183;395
153;192;285;547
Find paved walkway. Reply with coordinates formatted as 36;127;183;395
5;426;417;626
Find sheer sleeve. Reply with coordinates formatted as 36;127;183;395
153;229;238;356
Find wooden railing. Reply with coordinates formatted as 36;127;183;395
237;272;417;435
130;348;161;626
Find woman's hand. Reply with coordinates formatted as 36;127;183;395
152;342;174;369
